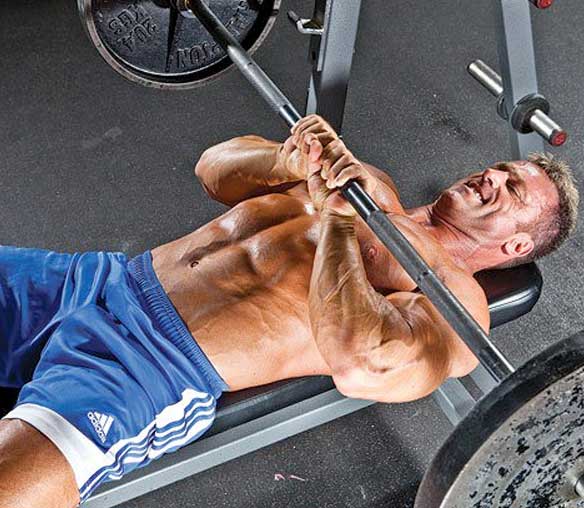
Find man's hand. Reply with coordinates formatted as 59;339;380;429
291;114;339;154
307;137;378;217
283;114;378;217
280;114;338;181
278;134;322;181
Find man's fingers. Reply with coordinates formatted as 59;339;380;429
320;153;339;180
298;126;324;148
302;133;319;155
318;141;344;181
291;115;314;135
292;115;339;150
291;114;321;135
320;140;345;171
299;131;337;159
326;165;361;189
302;124;334;139
321;139;344;161
328;154;354;179
292;117;320;144
308;160;322;175
308;139;323;163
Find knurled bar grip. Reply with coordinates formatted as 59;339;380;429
468;59;567;147
187;0;515;383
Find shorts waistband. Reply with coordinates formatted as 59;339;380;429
127;251;228;398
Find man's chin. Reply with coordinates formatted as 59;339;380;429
435;190;465;213
432;192;472;227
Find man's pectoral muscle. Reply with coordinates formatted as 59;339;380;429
309;212;485;404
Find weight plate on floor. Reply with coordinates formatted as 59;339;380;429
416;330;584;507
78;0;280;89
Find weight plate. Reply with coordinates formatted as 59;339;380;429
416;331;584;508
78;0;281;89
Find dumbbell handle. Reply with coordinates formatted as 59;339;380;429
468;60;567;147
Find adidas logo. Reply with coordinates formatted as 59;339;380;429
87;411;114;444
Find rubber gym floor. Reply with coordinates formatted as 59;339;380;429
1;0;584;506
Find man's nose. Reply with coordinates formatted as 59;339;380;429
483;168;508;188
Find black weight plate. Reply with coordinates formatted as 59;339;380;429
78;0;280;89
416;330;584;508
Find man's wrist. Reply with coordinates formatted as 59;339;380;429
321;208;358;224
275;143;305;182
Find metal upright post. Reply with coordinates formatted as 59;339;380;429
494;0;545;159
304;0;362;133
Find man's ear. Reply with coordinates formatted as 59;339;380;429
502;233;535;260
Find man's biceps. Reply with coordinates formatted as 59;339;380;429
390;292;482;378
384;293;435;326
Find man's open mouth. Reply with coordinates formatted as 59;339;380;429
464;181;487;204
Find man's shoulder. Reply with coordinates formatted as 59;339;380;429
387;214;451;261
388;214;490;327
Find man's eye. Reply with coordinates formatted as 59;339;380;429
507;181;519;198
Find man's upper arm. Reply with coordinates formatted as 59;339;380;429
333;276;486;403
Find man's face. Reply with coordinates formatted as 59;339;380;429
433;161;558;253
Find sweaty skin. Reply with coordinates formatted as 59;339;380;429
0;116;559;508
152;121;492;401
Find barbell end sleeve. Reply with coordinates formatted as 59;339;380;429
187;0;302;128
529;109;568;147
468;60;567;147
550;130;568;147
530;0;554;9
467;60;504;98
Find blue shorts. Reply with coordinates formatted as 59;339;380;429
0;247;228;501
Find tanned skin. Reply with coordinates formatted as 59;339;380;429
0;115;560;507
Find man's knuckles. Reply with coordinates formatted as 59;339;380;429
295;116;337;144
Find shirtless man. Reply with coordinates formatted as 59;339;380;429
0;115;578;507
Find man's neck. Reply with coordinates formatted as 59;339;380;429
406;205;487;274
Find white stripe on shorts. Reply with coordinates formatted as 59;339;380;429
2;388;217;501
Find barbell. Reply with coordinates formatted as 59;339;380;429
77;1;584;506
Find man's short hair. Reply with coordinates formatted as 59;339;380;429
504;152;579;268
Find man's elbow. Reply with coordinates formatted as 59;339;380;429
194;144;229;202
194;147;216;183
332;362;449;404
332;366;368;399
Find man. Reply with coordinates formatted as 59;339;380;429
0;115;578;507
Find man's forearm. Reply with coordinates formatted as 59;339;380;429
308;211;387;375
195;136;303;206
308;211;455;402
